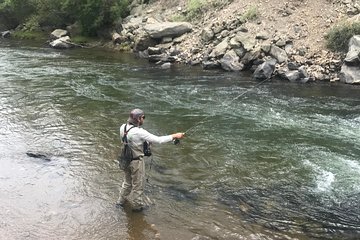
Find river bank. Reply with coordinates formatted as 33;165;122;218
105;0;360;84
2;0;360;84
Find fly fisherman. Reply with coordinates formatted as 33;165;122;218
116;108;185;212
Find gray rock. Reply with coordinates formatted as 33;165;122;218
209;37;229;58
233;33;256;51
270;45;288;63
144;22;192;39
344;35;360;64
26;152;51;161
1;30;11;38
112;32;122;44
134;33;157;51
202;60;221;69
201;27;214;42
340;35;360;84
285;70;301;82
339;64;360;84
253;59;276;80
50;29;68;40
220;50;244;71
148;47;162;55
161;62;171;69
285;69;309;83
49;36;73;49
288;62;299;70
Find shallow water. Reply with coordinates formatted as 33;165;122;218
0;39;359;240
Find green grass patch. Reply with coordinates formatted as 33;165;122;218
186;0;206;20
171;14;187;22
12;30;47;40
72;35;98;45
325;21;360;52
240;5;258;22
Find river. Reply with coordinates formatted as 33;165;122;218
0;39;359;240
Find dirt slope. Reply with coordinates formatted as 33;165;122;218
145;0;352;56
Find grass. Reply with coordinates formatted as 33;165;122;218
325;21;360;52
240;5;258;22
12;30;47;40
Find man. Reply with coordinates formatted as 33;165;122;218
117;108;185;211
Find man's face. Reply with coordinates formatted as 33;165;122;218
138;115;145;126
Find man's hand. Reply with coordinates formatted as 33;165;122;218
172;132;185;139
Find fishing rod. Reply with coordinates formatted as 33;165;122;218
173;78;270;145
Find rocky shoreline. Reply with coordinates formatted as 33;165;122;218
115;4;360;84
2;1;359;84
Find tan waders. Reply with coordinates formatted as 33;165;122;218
117;158;147;211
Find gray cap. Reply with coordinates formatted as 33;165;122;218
127;108;145;125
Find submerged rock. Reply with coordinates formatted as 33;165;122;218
26;152;51;161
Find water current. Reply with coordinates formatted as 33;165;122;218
0;39;359;240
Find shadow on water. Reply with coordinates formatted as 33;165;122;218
121;206;160;240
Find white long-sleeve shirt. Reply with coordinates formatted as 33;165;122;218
120;123;173;157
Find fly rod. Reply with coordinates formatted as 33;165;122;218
173;78;270;144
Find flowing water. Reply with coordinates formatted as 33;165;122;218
0;39;359;240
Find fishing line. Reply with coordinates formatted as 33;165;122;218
174;78;270;144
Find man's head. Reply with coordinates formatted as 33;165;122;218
127;108;145;126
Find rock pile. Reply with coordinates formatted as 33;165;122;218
112;11;350;84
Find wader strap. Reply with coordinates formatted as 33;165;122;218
122;124;135;143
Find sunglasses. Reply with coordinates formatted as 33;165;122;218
141;115;145;119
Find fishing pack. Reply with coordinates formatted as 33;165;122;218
118;125;135;170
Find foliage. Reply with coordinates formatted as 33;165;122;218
186;0;206;20
240;5;258;22
0;0;130;37
171;14;187;22
0;0;36;28
183;0;234;21
61;0;130;36
12;30;47;39
325;21;360;52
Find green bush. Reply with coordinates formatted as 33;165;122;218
62;0;130;36
0;0;36;28
240;5;258;22
186;0;206;20
325;21;360;52
0;0;130;37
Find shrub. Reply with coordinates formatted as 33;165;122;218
240;5;258;22
325;21;360;52
62;0;130;36
186;0;206;20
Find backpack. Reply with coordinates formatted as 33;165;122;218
118;124;135;170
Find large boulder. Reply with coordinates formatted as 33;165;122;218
49;36;73;49
133;32;158;51
209;37;229;58
220;50;244;71
50;29;68;40
340;35;360;84
270;45;288;63
344;35;360;64
253;59;276;80
144;22;192;39
339;64;360;84
1;30;11;38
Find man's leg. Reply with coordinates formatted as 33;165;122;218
117;167;132;206
129;159;146;210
